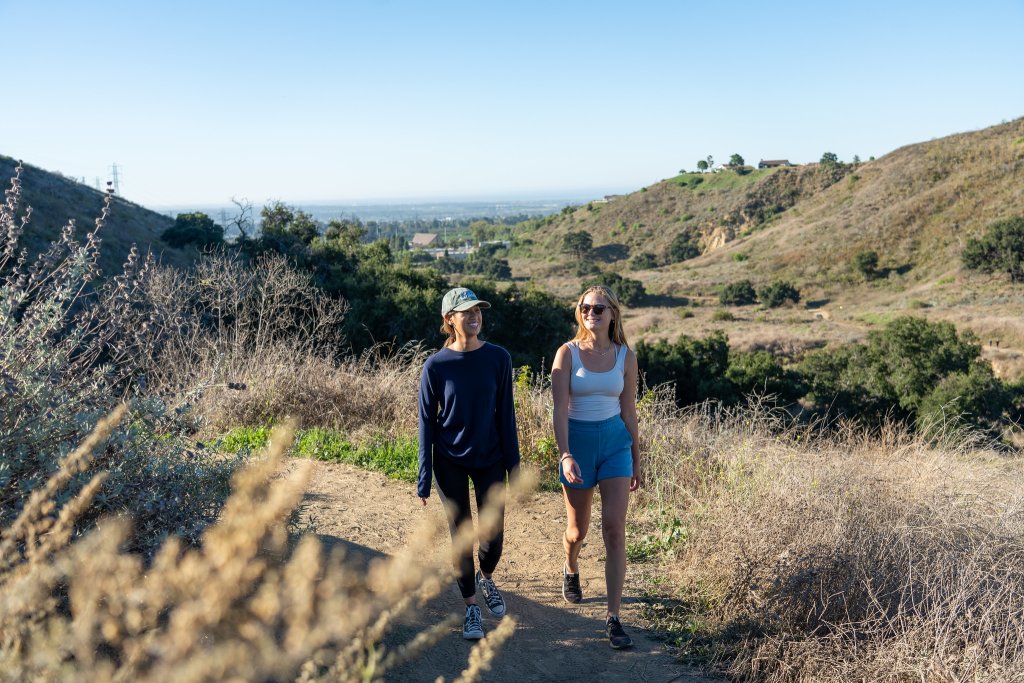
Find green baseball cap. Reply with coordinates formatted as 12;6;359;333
441;287;491;316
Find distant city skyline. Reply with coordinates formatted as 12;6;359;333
2;1;1022;208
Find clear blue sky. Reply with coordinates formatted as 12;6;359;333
3;1;1022;208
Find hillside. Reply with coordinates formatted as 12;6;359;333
0;155;196;276
510;118;1024;377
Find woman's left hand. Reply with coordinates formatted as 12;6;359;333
629;461;642;492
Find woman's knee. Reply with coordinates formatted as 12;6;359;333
602;521;626;550
564;524;588;545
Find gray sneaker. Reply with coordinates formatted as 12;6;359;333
476;571;506;617
463;604;484;640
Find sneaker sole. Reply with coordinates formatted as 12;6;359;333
609;638;633;650
463;631;484;640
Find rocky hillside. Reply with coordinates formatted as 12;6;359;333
0;155;196;277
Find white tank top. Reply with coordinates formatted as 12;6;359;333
567;341;626;421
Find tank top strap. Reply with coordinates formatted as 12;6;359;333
615;344;627;372
567;341;581;370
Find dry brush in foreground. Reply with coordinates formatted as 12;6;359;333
0;415;523;683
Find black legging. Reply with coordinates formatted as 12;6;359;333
433;455;507;599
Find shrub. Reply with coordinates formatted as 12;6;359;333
853;249;879;279
668;230;701;263
962;216;1024;282
581;271;646;307
630;251;658;269
0;164;239;556
635;331;734;406
719;280;757;306
758;280;800;308
725;351;803;402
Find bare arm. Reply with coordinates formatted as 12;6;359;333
551;344;581;484
619;348;642;491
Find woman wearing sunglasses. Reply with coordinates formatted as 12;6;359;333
551;285;641;649
417;287;520;641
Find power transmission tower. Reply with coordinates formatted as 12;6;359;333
109;163;121;195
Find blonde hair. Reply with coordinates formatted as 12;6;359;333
571;285;629;348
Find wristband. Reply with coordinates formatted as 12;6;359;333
559;453;573;463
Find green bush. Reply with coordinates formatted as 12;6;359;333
853;250;879;279
962;216;1024;282
758;280;801;308
630;251;658;269
668;230;701;263
726;351;804;402
581;271;646;307
635;331;734;406
719;280;757;306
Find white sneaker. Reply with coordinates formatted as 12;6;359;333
463;604;484;640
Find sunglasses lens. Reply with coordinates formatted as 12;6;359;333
580;304;606;315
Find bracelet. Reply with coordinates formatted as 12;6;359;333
559;453;573;463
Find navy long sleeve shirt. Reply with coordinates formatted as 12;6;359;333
417;342;521;498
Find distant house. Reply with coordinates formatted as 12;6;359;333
758;159;793;169
410;232;439;248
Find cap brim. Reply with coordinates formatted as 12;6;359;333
451;300;491;312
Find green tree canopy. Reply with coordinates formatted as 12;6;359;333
696;159;709;172
161;212;224;248
729;153;745;167
719;280;757;306
561;230;593;259
853;250;879;279
962;216;1024;282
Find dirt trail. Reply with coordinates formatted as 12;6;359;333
301;460;717;682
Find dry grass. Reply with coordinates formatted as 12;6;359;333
628;398;1024;681
0;414;528;682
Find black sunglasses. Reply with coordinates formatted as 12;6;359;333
578;303;608;315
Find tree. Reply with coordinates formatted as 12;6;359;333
853;250;879;279
668;230;700;262
260;201;319;244
706;155;714;170
161;212;224;248
719;280;757;306
635;331;734;406
820;151;839;167
696;159;709;173
962;217;1024;282
561;230;593;259
729;153;744;167
758;280;800;307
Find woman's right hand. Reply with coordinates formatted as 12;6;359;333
561;455;582;485
419;496;428;506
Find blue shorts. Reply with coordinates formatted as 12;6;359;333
561;415;634;489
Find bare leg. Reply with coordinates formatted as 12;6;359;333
562;485;594;574
597;477;631;617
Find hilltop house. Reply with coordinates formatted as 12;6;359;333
758;159;793;169
410;232;439;248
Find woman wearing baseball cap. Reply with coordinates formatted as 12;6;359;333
417;287;520;640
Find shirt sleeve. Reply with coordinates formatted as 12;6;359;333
417;360;437;498
496;350;521;473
